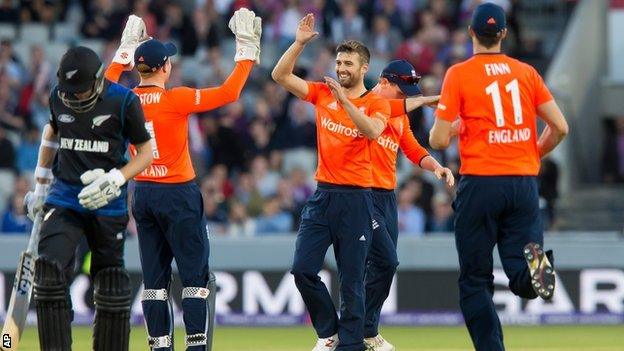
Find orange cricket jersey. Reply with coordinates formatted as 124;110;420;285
105;61;253;183
304;82;390;187
370;111;429;190
436;53;553;176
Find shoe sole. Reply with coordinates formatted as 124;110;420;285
524;242;555;300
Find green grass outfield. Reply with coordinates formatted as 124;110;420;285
16;325;623;350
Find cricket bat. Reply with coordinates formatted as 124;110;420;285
1;213;43;350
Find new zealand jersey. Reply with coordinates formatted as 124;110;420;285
46;80;150;215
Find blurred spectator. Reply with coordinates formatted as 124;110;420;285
16;127;39;174
255;196;293;234
0;39;23;90
395;31;437;75
202;116;246;172
539;157;559;230
19;0;57;23
427;192;454;232
235;172;264;216
275;0;303;49
289;167;313;207
1;193;30;233
602;117;624;183
369;15;401;60
158;2;198;56
0;126;16;212
132;0;157;37
377;0;404;35
330;0;363;43
81;0;126;40
397;185;425;236
227;200;255;237
0;0;19;22
246;118;274;160
250;155;280;198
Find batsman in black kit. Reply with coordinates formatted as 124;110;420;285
23;46;153;351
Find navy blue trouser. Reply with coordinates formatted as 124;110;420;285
453;176;542;351
364;190;399;338
132;181;211;351
291;183;373;351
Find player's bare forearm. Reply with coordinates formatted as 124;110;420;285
36;124;59;184
420;155;455;186
271;41;309;98
341;99;385;139
405;95;440;113
537;125;566;158
430;118;453;149
537;100;568;158
119;141;153;181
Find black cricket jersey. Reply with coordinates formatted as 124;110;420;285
46;80;150;216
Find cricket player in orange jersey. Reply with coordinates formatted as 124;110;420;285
428;4;569;350
364;59;454;351
105;10;261;351
272;13;391;351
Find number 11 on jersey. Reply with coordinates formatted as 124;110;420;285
486;79;523;127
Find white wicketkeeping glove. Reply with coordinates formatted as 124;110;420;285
78;168;126;210
228;8;261;63
113;14;148;67
25;182;49;221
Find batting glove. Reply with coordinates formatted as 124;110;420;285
78;168;126;210
113;14;148;67
228;8;261;63
25;182;49;221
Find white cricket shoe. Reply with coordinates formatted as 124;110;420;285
364;334;395;351
312;334;339;351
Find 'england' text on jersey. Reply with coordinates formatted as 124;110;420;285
60;137;110;153
488;128;531;144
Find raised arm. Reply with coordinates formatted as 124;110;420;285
170;60;254;115
271;13;319;98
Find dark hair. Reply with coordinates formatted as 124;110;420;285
475;32;504;49
335;40;370;64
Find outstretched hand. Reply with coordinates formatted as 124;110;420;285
324;76;348;104
425;95;440;107
296;13;319;45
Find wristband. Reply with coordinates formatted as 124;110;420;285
109;168;126;186
41;139;59;149
34;166;53;180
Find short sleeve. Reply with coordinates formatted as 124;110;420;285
122;93;151;145
436;65;461;122
302;81;325;105
388;99;407;118
368;96;391;123
532;67;553;107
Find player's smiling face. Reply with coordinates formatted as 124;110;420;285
335;52;367;88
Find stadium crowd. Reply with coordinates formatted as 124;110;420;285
0;0;558;236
